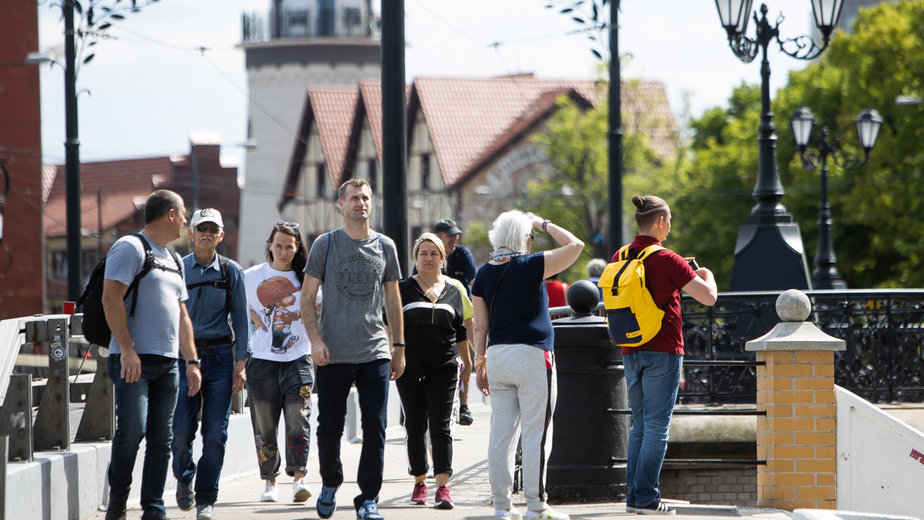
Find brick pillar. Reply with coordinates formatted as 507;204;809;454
746;290;844;511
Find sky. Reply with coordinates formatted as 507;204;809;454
36;0;820;178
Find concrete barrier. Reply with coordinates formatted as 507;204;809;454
5;383;403;520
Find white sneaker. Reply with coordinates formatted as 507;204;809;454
495;508;523;519
525;507;570;520
293;478;312;502
260;480;278;502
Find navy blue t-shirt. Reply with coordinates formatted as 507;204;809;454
472;253;553;351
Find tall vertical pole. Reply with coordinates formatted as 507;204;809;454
191;144;199;211
64;0;82;300
753;11;785;220
381;0;408;270
607;0;623;253
812;153;844;289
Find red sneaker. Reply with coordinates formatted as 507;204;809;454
435;485;454;510
411;482;427;505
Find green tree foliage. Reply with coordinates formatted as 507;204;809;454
527;86;681;284
773;0;924;288
677;0;924;289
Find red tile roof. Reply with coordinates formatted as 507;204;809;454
44;157;172;236
282;87;358;207
412;76;605;188
281;75;679;206
311;87;359;187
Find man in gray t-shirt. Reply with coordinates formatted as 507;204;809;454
101;189;202;520
301;178;405;520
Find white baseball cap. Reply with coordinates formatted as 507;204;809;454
190;208;223;229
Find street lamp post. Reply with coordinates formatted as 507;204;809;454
715;0;845;291
64;0;82;301
789;106;882;289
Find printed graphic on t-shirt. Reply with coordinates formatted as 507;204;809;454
255;276;301;354
335;253;383;301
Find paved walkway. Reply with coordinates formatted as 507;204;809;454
89;404;790;520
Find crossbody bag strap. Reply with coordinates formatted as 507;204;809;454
488;261;514;318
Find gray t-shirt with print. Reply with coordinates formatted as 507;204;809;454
305;228;401;364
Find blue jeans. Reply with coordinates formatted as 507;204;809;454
246;356;313;480
315;359;389;505
171;344;234;506
107;354;179;516
623;350;682;508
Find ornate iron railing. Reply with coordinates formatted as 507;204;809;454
552;289;924;405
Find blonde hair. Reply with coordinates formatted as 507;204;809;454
413;232;446;267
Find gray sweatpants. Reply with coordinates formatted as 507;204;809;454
486;344;557;512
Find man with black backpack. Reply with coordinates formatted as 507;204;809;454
102;190;202;520
171;208;250;520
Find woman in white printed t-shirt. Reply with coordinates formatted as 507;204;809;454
243;221;319;505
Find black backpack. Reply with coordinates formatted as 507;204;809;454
75;233;182;346
185;254;232;310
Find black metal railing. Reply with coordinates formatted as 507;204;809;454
552;289;924;405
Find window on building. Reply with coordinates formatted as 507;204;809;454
51;251;67;279
317;164;327;199
420;153;431;190
368;159;378;193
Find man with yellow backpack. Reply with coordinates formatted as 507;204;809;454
598;194;717;515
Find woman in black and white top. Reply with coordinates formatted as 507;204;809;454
394;232;469;511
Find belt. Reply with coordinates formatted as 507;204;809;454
195;336;233;350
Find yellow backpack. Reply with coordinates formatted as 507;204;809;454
597;244;665;347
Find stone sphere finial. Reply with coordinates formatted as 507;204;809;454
566;280;600;316
776;289;811;322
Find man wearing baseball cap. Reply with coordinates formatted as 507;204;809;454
172;208;251;520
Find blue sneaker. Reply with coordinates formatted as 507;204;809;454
356;499;384;520
316;485;338;519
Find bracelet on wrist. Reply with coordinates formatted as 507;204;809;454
392;342;406;347
186;359;200;367
541;219;550;232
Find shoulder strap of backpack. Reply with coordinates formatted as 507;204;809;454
219;255;231;310
184;254;233;309
637;244;670;310
126;233;155;317
322;231;333;277
637;244;665;261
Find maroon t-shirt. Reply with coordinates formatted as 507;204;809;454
611;235;696;356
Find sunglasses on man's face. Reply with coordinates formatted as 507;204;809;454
196;224;221;234
275;220;300;229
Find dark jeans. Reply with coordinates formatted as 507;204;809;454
315;359;389;504
107;354;179;516
246;356;313;480
171;344;234;506
396;360;458;477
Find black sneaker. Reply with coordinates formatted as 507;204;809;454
458;405;474;426
636;500;675;515
176;479;194;511
104;496;127;520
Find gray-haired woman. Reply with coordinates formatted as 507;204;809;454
472;210;584;520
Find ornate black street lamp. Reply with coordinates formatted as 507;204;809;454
715;0;845;291
789;106;882;289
